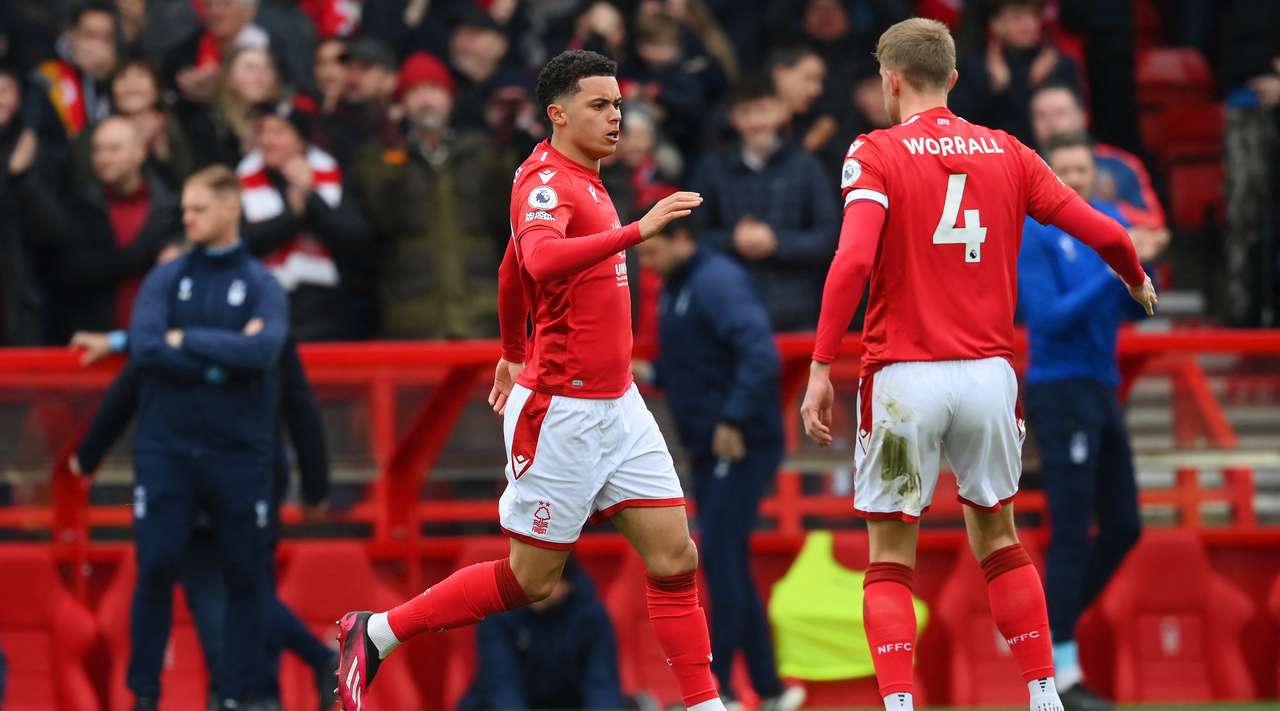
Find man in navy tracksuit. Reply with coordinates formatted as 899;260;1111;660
635;222;795;708
1018;133;1156;711
72;338;336;709
127;166;288;710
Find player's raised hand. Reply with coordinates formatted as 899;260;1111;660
800;362;836;447
488;358;525;415
1128;274;1158;316
639;191;702;239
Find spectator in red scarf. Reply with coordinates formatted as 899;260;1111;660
166;0;271;105
239;101;372;341
31;0;118;140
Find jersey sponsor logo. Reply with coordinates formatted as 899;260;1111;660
531;500;552;536
524;210;555;222
876;642;912;654
902;135;1004;156
178;277;193;301
841;158;862;188
537;169;557;184
228;279;246;306
528;185;558;209
615;260;629;287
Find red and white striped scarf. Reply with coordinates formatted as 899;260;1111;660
237;146;343;291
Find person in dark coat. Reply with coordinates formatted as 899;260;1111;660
456;558;626;711
634;221;801;710
126;165;287;709
692;76;838;332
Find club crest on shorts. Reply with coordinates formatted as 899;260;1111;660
528;185;558;209
531;501;552;535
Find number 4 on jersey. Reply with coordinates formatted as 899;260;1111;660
933;173;987;263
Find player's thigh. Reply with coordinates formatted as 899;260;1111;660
942;358;1024;511
853;363;949;520
507;537;573;601
499;385;606;548
612;504;697;577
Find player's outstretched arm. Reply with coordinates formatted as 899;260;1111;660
518;192;702;283
801;200;886;447
1048;195;1157;315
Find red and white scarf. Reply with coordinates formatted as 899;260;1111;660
238;146;343;291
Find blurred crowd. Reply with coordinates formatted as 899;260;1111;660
0;0;1277;347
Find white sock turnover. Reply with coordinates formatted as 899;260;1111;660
366;611;401;660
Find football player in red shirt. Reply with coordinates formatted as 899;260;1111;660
335;50;717;711
799;18;1156;711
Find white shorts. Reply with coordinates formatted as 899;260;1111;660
854;357;1025;522
499;383;685;549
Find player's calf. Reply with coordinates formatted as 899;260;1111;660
981;543;1062;711
863;562;918;711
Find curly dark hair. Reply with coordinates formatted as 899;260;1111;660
535;50;618;111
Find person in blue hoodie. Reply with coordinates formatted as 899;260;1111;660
634;220;801;711
1018;131;1160;711
126;165;288;711
457;557;625;711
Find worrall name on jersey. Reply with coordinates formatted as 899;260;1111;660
902;135;1006;157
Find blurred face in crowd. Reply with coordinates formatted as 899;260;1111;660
92;118;146;189
636;32;681;68
804;0;848;42
346;60;396;105
1030;87;1085;148
773;54;826;115
1047;144;1096;199
70;9;118;81
450;26;508;83
183;183;240;246
729;94;787;153
314;39;348;99
112;62;160;116
226;48;279;104
403;82;453;131
854;74;891;128
618;111;656;167
549;75;622;161
256;115;305;170
991;3;1042;50
636;227;695;278
206;0;256;42
0;74;20;129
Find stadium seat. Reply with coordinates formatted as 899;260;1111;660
0;545;101;711
98;556;210;711
276;542;422;711
1270;574;1280;688
934;540;1045;706
1097;530;1255;702
1137;48;1215;109
1140;104;1224;163
1166;160;1225;230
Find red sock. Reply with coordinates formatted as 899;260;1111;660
646;572;719;707
981;544;1054;682
863;562;917;697
387;559;529;639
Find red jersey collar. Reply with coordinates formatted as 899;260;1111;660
537;139;604;184
901;106;957;126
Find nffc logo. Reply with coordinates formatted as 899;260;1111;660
1005;630;1042;646
531;501;552;535
876;642;913;654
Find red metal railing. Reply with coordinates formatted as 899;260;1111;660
1;329;1279;598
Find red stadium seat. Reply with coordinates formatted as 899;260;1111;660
1140;104;1224;163
934;540;1045;706
276;542;422;711
1166;160;1225;230
0;546;101;711
98;556;210;711
1269;575;1280;689
1137;48;1215;109
1098;530;1255;702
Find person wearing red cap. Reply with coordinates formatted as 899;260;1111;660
352;52;512;339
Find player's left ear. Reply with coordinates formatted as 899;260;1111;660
946;69;959;93
546;100;568;128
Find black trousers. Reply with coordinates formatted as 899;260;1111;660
1026;379;1142;643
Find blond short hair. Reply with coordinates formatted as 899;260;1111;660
874;17;956;91
185;165;242;199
